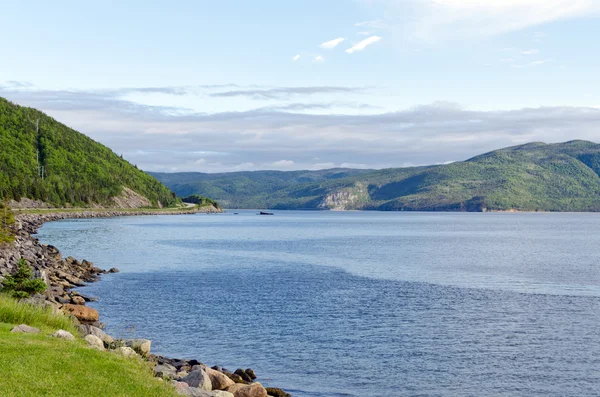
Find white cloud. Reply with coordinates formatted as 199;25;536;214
346;36;382;54
314;55;325;62
293;54;300;61
272;160;295;168
320;38;345;49
521;49;540;55
367;0;600;40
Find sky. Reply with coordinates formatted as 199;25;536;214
1;0;600;172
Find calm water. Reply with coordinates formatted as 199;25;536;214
37;211;600;397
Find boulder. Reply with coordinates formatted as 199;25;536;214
224;372;247;384
51;330;76;341
234;369;254;383
177;370;189;379
61;304;99;322
225;383;267;397
84;334;105;350
265;388;290;397
10;324;41;334
116;346;138;358
71;296;86;305
213;392;235;397
206;367;235;390
245;369;257;380
124;338;152;357
108;268;120;273
155;364;178;379
172;381;191;395
181;369;212;391
76;324;114;345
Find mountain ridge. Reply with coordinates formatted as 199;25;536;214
152;140;600;212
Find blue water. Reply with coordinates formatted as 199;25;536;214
37;211;600;396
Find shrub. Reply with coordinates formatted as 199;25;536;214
1;258;47;299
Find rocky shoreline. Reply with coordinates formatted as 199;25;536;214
0;209;289;397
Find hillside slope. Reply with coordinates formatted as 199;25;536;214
154;141;600;212
150;168;372;208
0;98;176;207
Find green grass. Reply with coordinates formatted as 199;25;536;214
0;323;177;397
0;294;77;334
0;295;178;397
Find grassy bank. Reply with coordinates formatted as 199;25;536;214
0;295;177;397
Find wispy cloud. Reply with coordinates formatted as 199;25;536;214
314;55;325;62
320;38;345;49
209;86;362;100
293;54;300;61
367;0;600;40
346;36;382;54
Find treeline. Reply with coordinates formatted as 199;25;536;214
0;97;177;207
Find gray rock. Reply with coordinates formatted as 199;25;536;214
51;330;76;341
124;338;151;357
84;334;105;350
10;324;41;334
154;364;178;379
115;346;138;358
76;324;114;345
181;369;212;391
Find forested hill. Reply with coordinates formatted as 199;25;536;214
153;140;600;212
0;97;177;207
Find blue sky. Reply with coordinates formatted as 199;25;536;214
1;0;600;172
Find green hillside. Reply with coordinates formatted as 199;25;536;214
153;140;600;212
0;98;177;207
149;168;372;208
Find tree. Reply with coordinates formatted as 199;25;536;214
0;199;15;244
1;258;47;299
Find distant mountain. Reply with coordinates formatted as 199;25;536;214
0;97;177;207
152;140;600;212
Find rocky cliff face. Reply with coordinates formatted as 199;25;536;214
318;182;370;210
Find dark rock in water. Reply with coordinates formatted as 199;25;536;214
188;359;202;366
245;368;257;380
258;211;274;215
265;388;291;397
225;371;248;384
78;293;99;302
107;267;120;273
234;368;253;383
